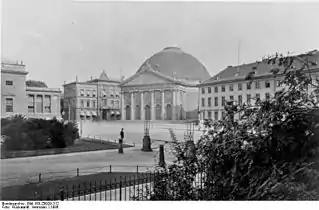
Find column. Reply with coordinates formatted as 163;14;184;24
42;94;45;116
172;90;176;120
141;91;145;120
121;92;125;120
151;91;155;120
131;92;135;120
161;90;165;120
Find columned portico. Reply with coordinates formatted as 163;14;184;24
130;92;135;120
141;92;145;120
161;91;165;120
121;92;125;120
151;91;155;120
172;90;176;120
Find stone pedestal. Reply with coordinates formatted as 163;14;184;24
159;145;165;167
141;135;152;152
118;138;124;154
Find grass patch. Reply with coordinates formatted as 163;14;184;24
1;171;155;200
1;139;134;159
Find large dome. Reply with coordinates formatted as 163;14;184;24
137;47;210;81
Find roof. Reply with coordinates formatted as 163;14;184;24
136;47;210;81
201;49;319;85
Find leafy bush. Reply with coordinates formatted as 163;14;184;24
1;116;79;151
139;51;319;200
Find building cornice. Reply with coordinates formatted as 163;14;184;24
1;69;28;75
197;67;319;87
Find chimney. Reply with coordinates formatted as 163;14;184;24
90;76;93;80
21;60;23;65
76;76;78;82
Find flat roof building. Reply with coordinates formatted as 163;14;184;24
1;59;62;119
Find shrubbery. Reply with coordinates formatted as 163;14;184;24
1;115;79;151
140;52;319;200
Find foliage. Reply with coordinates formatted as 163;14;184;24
26;80;48;88
1;116;79;152
137;51;319;200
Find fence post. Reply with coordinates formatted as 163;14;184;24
109;165;112;173
77;168;79;177
38;173;42;183
119;176;122;201
60;188;64;201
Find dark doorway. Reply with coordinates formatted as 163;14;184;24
125;105;131;120
166;104;172;120
135;105;141;120
156;104;161;120
145;105;151;120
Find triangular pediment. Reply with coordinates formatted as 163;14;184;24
121;70;174;86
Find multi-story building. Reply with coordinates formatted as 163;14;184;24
63;71;121;121
1;59;62;119
198;50;319;121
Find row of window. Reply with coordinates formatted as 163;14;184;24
27;95;52;113
206;111;225;121
4;98;52;113
79;89;120;98
80;99;120;108
202;93;271;107
202;80;281;94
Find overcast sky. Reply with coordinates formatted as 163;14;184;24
2;0;319;88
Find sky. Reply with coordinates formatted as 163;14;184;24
2;0;319;89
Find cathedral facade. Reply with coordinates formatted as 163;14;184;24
120;47;210;121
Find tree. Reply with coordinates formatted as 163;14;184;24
26;80;48;88
139;51;319;200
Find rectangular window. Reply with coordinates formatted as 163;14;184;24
238;83;242;91
80;100;84;107
86;100;90;108
265;92;270;101
230;95;234;101
201;98;205;107
103;99;107;107
247;94;251;105
44;95;51;113
208;111;212;119
265;80;271;88
222;96;225;106
238;95;242;105
28;94;35;113
214;111;219;121
92;100;96;108
276;80;281;87
5;98;13;112
201;88;205;94
92;90;96;97
255;81;260;89
208;97;212;107
229;84;234;91
80;89;84;96
36;95;43;113
5;80;13;86
247;83;251;90
214;97;218;107
221;85;225;92
214;86;218;93
256;94;260;104
222;111;225;120
208;87;212;94
86;90;91;97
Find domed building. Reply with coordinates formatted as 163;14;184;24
120;47;210;121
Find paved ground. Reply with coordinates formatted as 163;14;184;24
0;121;202;187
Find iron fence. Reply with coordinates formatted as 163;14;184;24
36;168;210;201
